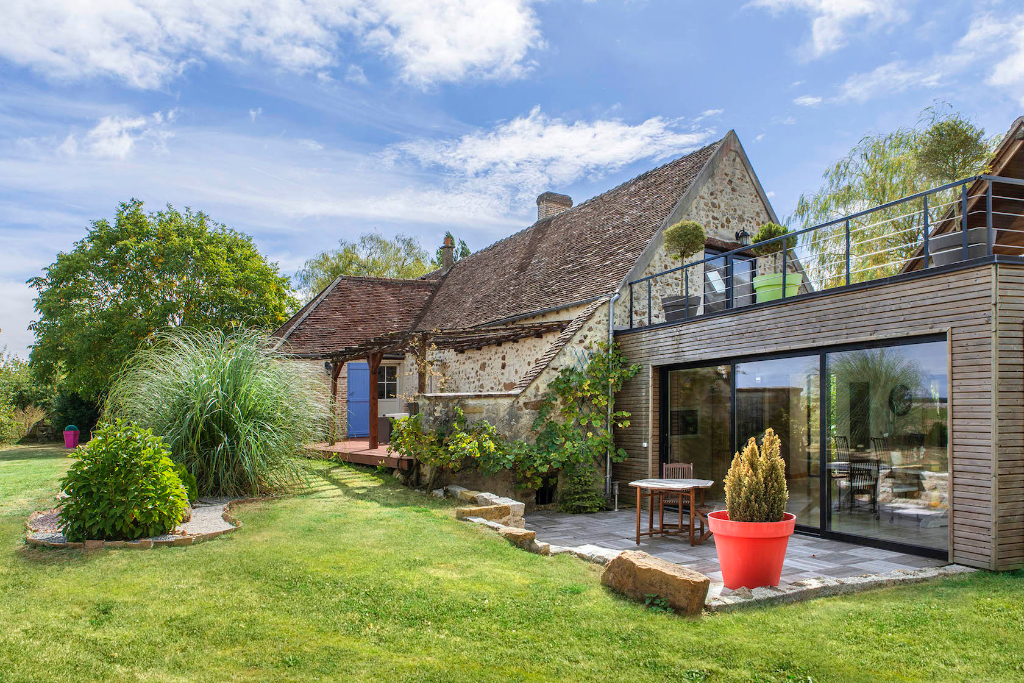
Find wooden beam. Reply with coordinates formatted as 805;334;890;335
417;333;428;395
328;361;344;445
368;352;383;450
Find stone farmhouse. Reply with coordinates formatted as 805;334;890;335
276;118;1024;572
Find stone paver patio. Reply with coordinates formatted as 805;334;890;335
525;509;948;603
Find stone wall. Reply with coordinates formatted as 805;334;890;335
618;146;776;328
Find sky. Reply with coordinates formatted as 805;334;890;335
1;0;1023;359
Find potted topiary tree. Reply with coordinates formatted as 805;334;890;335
706;428;796;589
751;223;800;302
661;220;706;321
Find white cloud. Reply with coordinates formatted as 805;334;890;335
80;111;176;159
249;107;263;122
832;11;1024;104
793;95;822;107
390;106;716;203
754;133;765;141
0;0;544;89
749;0;910;58
297;138;325;151
56;134;77;156
345;64;369;85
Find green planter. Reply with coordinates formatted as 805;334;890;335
753;273;800;302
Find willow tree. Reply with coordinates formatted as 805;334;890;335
792;106;998;288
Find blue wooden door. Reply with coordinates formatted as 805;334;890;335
346;362;369;438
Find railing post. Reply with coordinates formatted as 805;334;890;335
647;279;652;327
629;283;634;329
684;267;690;319
845;219;851;286
986;180;994;256
922;195;930;268
961;183;969;261
781;239;788;300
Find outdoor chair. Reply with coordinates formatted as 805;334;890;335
848;457;880;515
831;435;852;509
660;462;711;538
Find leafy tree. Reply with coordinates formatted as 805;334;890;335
293;232;433;302
433;231;471;268
793;105;999;288
0;348;53;410
28;199;295;401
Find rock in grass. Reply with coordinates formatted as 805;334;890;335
601;550;710;616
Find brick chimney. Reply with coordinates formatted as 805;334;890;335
441;234;455;272
536;192;572;220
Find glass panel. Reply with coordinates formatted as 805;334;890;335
733;257;754;308
377;366;398;399
666;365;732;494
703;250;728;314
735;356;821;529
826;342;949;551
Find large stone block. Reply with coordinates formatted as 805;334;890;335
498;527;536;549
457;489;483;502
455;504;511;521
601;550;710;616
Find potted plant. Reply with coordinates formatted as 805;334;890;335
63;424;80;450
751;223;799;302
661;220;706;321
707;428;795;589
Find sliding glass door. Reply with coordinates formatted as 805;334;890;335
735;356;821;529
826;341;949;552
660;336;949;556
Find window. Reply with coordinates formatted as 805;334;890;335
378;365;398;399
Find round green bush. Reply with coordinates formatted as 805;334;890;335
752;222;797;256
663;220;706;260
58;420;190;542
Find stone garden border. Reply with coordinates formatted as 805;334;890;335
24;498;252;550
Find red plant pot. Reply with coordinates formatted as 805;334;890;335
63;430;80;449
707;510;796;589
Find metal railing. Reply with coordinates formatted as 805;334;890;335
627;175;1024;329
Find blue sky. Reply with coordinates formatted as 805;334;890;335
2;0;1023;359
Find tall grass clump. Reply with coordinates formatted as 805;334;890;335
106;329;329;496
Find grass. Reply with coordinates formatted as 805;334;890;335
1;444;1023;682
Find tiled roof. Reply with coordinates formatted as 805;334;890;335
273;139;723;355
415;139;722;329
273;276;437;356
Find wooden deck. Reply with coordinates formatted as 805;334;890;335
306;440;415;470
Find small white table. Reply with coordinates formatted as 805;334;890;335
629;478;715;546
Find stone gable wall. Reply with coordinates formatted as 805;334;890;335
617;147;775;327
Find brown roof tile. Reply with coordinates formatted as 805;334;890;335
415;139;722;329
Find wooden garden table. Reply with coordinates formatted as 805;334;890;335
629;478;715;546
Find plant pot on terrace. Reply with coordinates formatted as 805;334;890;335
750;223;799;303
929;227;989;267
707;427;795;589
662;220;706;321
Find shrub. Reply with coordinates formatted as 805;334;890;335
0;395;15;445
173;461;199;504
105;329;329;497
557;462;605;514
58;420;190;541
751;223;797;256
663;221;706;260
723;428;788;523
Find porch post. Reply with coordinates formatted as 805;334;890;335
328;360;344;446
417;333;429;396
368;352;383;450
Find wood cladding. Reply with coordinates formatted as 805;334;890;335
614;263;1024;570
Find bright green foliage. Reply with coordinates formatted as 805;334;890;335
390;409;501;489
58;420;189;541
557;462;605;513
104;329;329;497
0;395;15;445
294;232;434;302
751;222;796;256
172;461;199;504
0;349;53;411
663;220;706;260
724;428;788;523
531;342;641;489
794;106;999;287
28;199;296;401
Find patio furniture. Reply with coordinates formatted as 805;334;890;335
830;435;852;509
848;457;879;514
630;478;715;546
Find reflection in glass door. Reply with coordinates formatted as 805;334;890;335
826;342;949;552
666;365;732;499
734;356;821;529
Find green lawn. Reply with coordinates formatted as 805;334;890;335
1;445;1023;682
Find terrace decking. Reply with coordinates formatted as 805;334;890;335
307;440;415;470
